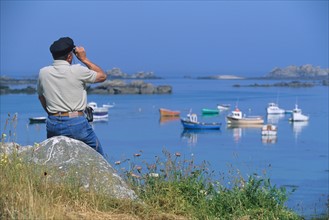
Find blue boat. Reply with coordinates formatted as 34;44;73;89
181;113;221;130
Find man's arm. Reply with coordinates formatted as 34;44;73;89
74;46;107;83
38;95;49;114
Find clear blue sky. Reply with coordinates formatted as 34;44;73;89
1;1;328;78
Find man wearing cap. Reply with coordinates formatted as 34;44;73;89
37;37;107;156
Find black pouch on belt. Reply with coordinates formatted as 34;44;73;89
84;106;94;122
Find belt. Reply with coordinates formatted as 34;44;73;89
49;111;84;117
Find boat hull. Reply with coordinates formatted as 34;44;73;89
29;117;47;124
93;107;109;119
217;105;230;111
226;116;264;125
202;108;219;115
181;119;221;130
289;114;309;122
159;108;180;117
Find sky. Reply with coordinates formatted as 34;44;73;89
1;1;328;78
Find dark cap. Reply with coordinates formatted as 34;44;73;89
50;37;75;58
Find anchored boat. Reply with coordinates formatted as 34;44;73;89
181;113;221;130
289;104;309;122
226;108;264;125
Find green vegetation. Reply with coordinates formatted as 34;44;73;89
0;114;303;219
119;150;301;219
0;147;303;219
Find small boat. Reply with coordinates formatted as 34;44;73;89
102;103;115;109
29;117;47;124
202;108;219;115
266;102;285;114
87;102;109;119
181;113;221;130
226;108;264;125
261;124;277;136
159;108;180;117
217;104;231;111
289;104;309;122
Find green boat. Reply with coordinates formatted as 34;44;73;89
201;108;219;115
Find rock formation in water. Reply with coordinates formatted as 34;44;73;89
266;64;329;78
88;80;172;94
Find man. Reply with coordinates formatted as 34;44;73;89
37;37;107;156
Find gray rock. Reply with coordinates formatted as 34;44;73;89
3;136;137;200
88;80;172;95
156;85;172;94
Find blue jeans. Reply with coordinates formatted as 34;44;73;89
47;115;104;156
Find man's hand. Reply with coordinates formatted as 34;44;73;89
73;46;87;62
73;46;107;83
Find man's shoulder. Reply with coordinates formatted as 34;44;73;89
40;65;53;73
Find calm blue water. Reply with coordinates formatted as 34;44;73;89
1;78;328;217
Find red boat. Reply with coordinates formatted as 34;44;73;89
159;108;180;117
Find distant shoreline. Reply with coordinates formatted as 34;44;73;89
1;74;328;95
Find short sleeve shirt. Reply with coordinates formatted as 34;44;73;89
37;60;97;113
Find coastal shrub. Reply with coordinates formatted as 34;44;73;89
0;113;301;219
119;149;302;219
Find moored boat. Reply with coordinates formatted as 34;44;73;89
87;102;109;119
289;104;309;122
217;104;231;111
266;102;285;114
261;124;277;136
202;108;219;115
159;108;180;117
226;108;264;125
102;103;115;109
181;113;221;130
29;117;47;124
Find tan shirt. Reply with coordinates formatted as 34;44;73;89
37;60;97;113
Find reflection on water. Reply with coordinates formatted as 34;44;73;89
266;114;285;124
226;124;263;143
159;116;180;125
262;135;277;144
181;129;221;145
181;130;198;145
291;121;309;140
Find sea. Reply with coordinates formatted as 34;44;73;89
1;78;328;218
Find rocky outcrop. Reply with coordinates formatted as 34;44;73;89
1;136;137;200
0;76;37;85
233;81;315;88
0;85;36;94
107;68;161;79
88;80;172;95
266;64;329;78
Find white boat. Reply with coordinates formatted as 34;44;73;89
261;124;277;136
226;108;264;125
217;104;231;111
289;104;309;122
266;102;285;114
102;103;115;109
87;102;109;119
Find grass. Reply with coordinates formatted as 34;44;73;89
0;114;305;219
0;146;304;220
